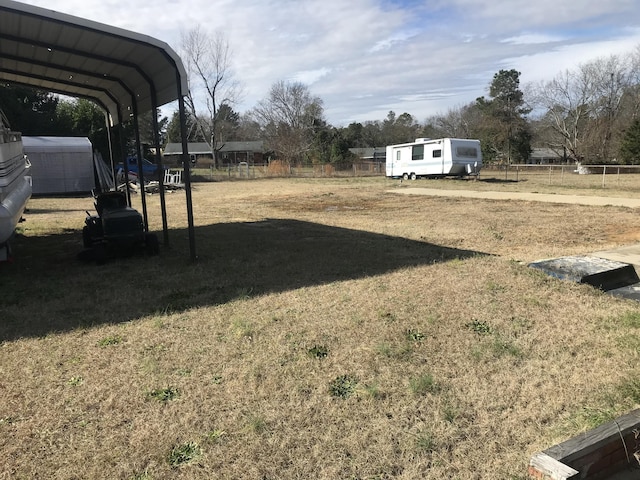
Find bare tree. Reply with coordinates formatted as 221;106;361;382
427;103;483;139
528;54;631;162
180;25;242;167
251;81;324;165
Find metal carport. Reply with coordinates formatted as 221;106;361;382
0;0;196;260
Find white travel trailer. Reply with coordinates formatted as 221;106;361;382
386;137;482;180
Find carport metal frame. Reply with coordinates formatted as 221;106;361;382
0;0;196;260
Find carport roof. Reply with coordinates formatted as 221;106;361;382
0;0;188;125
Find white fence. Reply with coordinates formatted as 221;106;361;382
482;164;640;189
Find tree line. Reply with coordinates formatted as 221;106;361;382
3;26;640;167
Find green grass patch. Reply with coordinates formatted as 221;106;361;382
409;374;440;396
375;341;413;360
329;374;359;398
491;335;523;358
415;431;437;454
97;335;123;347
307;344;328;359
618;377;640;403
168;441;201;467
205;429;227;443
405;328;425;342
619;311;640;328
147;386;179;402
465;319;492;335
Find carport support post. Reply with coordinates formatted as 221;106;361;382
132;110;150;232
118;124;132;206
104;112;116;190
178;95;197;261
150;100;169;246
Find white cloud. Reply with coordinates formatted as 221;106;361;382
14;0;640;126
290;68;332;85
502;33;566;45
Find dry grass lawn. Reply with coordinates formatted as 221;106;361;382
2;175;640;479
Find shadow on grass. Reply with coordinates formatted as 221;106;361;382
477;177;523;184
1;219;487;341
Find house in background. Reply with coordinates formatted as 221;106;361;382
163;141;265;167
529;147;564;164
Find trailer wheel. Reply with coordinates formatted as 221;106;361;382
402;173;409;180
410;172;417;180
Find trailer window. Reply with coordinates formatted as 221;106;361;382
433;149;442;158
396;150;401;161
412;145;424;161
456;147;478;158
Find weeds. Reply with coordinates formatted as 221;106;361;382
307;344;328;359
491;336;523;358
97;335;123;347
68;376;83;386
405;328;425;342
246;414;268;434
379;311;396;323
147;386;179;402
329;374;359;398
205;429;226;443
362;382;384;399
466;319;492;335
129;469;151;480
443;399;458;423
415;431;437;454
168;441;201;467
231;318;254;339
376;342;413;360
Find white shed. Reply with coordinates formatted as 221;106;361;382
22;136;95;194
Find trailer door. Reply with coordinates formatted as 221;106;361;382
432;146;444;174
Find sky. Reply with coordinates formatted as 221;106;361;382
16;0;640;126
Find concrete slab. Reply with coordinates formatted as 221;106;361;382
389;187;640;208
592;243;640;267
528;256;640;291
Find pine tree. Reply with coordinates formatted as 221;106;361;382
619;118;640;164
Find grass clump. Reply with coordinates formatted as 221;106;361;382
97;335;123;347
376;342;413;360
129;469;151;480
147;386;179;402
205;429;226;443
168;441;201;467
465;319;492;335
329;374;359;398
405;328;425;342
409;374;440;396
68;376;83;387
415;431;437;454
307;344;328;359
491;335;523;358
